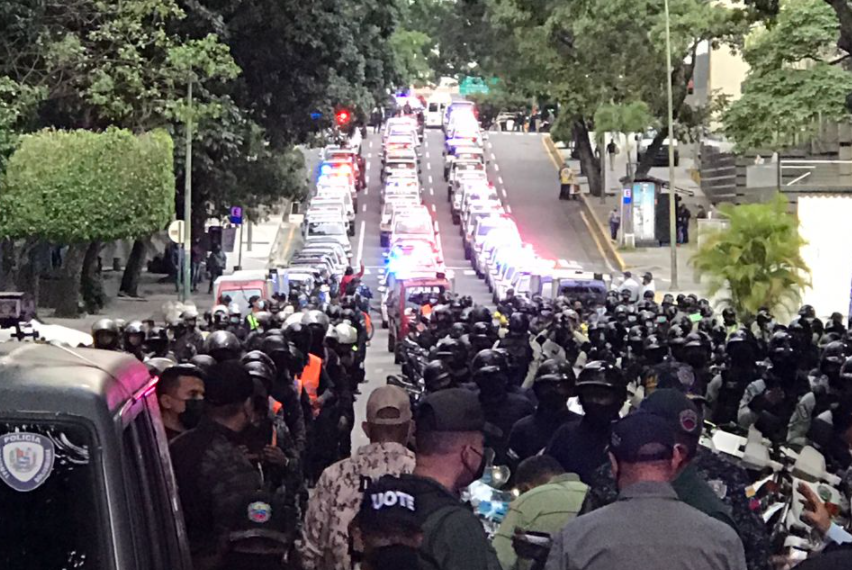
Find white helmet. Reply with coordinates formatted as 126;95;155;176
333;323;358;346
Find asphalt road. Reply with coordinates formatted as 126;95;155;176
346;128;608;449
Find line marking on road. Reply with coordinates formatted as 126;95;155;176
542;136;561;169
426;162;431;170
428;175;433;184
365;175;370;185
498;176;504;185
355;220;366;266
490;153;496;161
368;153;372;159
506;204;512;213
463;270;477;276
426;152;430;159
431;204;436;213
501;188;507;198
580;210;616;273
364;186;369;195
362;204;367;212
434;221;440;233
369;140;373;149
429;187;434;196
494;164;500;172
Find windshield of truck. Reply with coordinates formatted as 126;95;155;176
218;287;263;316
308;222;346;237
404;286;447;310
394;217;432;236
0;421;104;569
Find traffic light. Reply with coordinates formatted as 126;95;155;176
335;109;351;127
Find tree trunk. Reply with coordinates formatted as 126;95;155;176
81;241;105;314
635;130;668;178
54;243;87;318
0;240;18;291
120;237;149;298
572;119;601;196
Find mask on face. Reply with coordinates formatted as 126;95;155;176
581;402;622;426
684;351;708;369
535;386;568;412
178;398;205;430
362;544;421;570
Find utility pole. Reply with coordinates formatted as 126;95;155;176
664;0;678;289
183;80;193;302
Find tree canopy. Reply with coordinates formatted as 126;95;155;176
722;0;852;151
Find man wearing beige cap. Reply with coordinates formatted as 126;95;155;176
299;386;415;570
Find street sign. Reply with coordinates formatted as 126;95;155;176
167;220;185;244
622;187;632;205
229;206;243;225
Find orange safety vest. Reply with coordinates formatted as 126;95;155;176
296;354;322;417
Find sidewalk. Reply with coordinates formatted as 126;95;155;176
544;135;710;297
48;210;288;333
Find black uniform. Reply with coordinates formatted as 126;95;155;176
508;408;581;462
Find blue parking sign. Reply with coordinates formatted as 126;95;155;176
229;206;243;225
622;188;632;205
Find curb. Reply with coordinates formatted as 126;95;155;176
542;135;627;272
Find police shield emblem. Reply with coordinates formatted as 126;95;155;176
0;432;55;492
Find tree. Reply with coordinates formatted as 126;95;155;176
690;196;810;320
722;0;852;151
0;128;175;316
594;102;653;180
484;0;747;194
390;29;433;86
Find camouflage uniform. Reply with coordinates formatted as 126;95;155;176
298;441;416;570
580;447;771;570
169;419;265;566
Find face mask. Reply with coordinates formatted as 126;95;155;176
178;399;205;430
536;386;568;412
464;446;487;484
362;544;421;570
684;351;707;369
581;402;621;425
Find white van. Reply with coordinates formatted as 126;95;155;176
426;94;451;128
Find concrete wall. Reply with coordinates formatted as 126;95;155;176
797;194;852;318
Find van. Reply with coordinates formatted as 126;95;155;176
305;217;352;256
315;184;356;219
0;341;191;570
425;96;450;129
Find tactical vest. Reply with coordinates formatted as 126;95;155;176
296;354;322;417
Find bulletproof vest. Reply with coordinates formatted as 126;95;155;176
498;334;533;386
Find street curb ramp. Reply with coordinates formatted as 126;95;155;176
542;135;627;272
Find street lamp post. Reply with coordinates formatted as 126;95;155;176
183;80;193;303
664;0;679;289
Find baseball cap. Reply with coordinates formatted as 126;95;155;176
366;386;413;425
609;411;675;463
356;475;423;534
204;361;254;406
227;489;289;549
640;388;703;437
415;388;485;433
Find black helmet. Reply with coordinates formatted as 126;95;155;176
243;350;277;374
722;307;736;321
204;330;242;362
189;354;216;375
423;360;454;392
471;348;509;375
449;322;468;339
255;311;273;331
684;332;705;349
468;306;492;325
839;356;852;384
799;305;816;320
302;309;330;331
575;361;625;392
431;305;453;327
508;312;530;335
821;341;847;368
144;325;169;349
244;360;275;387
284;322;313;359
535;359;576;385
145;357;176;376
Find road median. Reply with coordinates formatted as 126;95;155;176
542;135;627;272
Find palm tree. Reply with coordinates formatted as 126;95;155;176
690;196;810;320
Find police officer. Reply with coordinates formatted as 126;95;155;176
122;320;147;361
470;349;535;465
788;340;849;445
204;330;243;363
509;359;580;462
170;361;268;569
494;312;534;388
706;329;759;425
92;318;121;350
174;308;205;362
546;361;626;483
423;359;456;394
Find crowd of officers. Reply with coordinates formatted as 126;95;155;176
84;273;852;570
